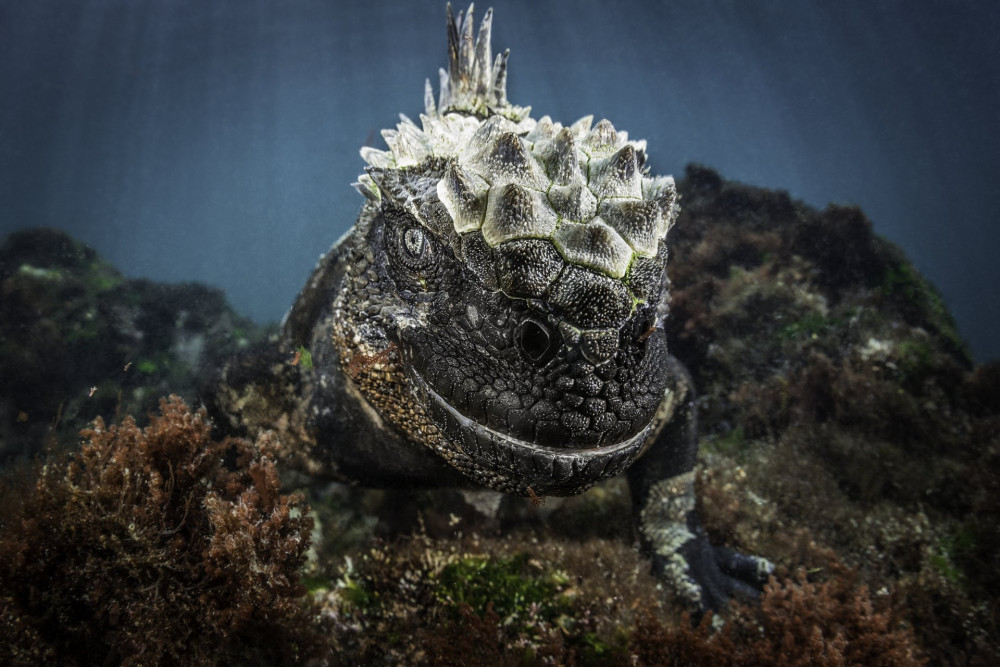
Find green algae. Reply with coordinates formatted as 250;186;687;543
778;312;834;341
296;345;314;371
136;359;160;374
436;553;572;622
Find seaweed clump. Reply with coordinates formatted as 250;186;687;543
321;531;654;664
631;568;923;666
0;396;329;666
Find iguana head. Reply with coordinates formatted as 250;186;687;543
339;5;679;496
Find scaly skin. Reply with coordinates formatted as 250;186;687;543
209;4;769;611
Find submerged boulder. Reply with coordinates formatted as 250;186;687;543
0;228;265;461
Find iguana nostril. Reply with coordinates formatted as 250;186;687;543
516;317;556;365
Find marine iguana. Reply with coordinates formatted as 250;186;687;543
210;4;769;611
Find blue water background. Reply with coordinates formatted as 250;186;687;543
1;0;998;360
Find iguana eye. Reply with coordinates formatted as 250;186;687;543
391;222;435;272
402;227;426;259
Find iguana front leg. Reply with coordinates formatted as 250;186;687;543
627;356;772;611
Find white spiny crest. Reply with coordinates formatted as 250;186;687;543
355;4;680;320
435;4;529;119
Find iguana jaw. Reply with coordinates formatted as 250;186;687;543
411;367;652;495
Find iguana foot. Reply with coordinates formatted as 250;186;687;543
636;471;772;612
674;522;773;612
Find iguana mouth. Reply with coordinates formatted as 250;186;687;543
410;368;651;494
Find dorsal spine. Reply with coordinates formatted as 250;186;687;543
433;4;523;119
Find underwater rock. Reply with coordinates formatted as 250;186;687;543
666;165;999;665
0;228;265;462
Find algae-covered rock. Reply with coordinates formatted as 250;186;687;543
0;228;267;461
667;166;998;665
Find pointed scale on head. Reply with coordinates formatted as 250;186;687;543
342;4;681;495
